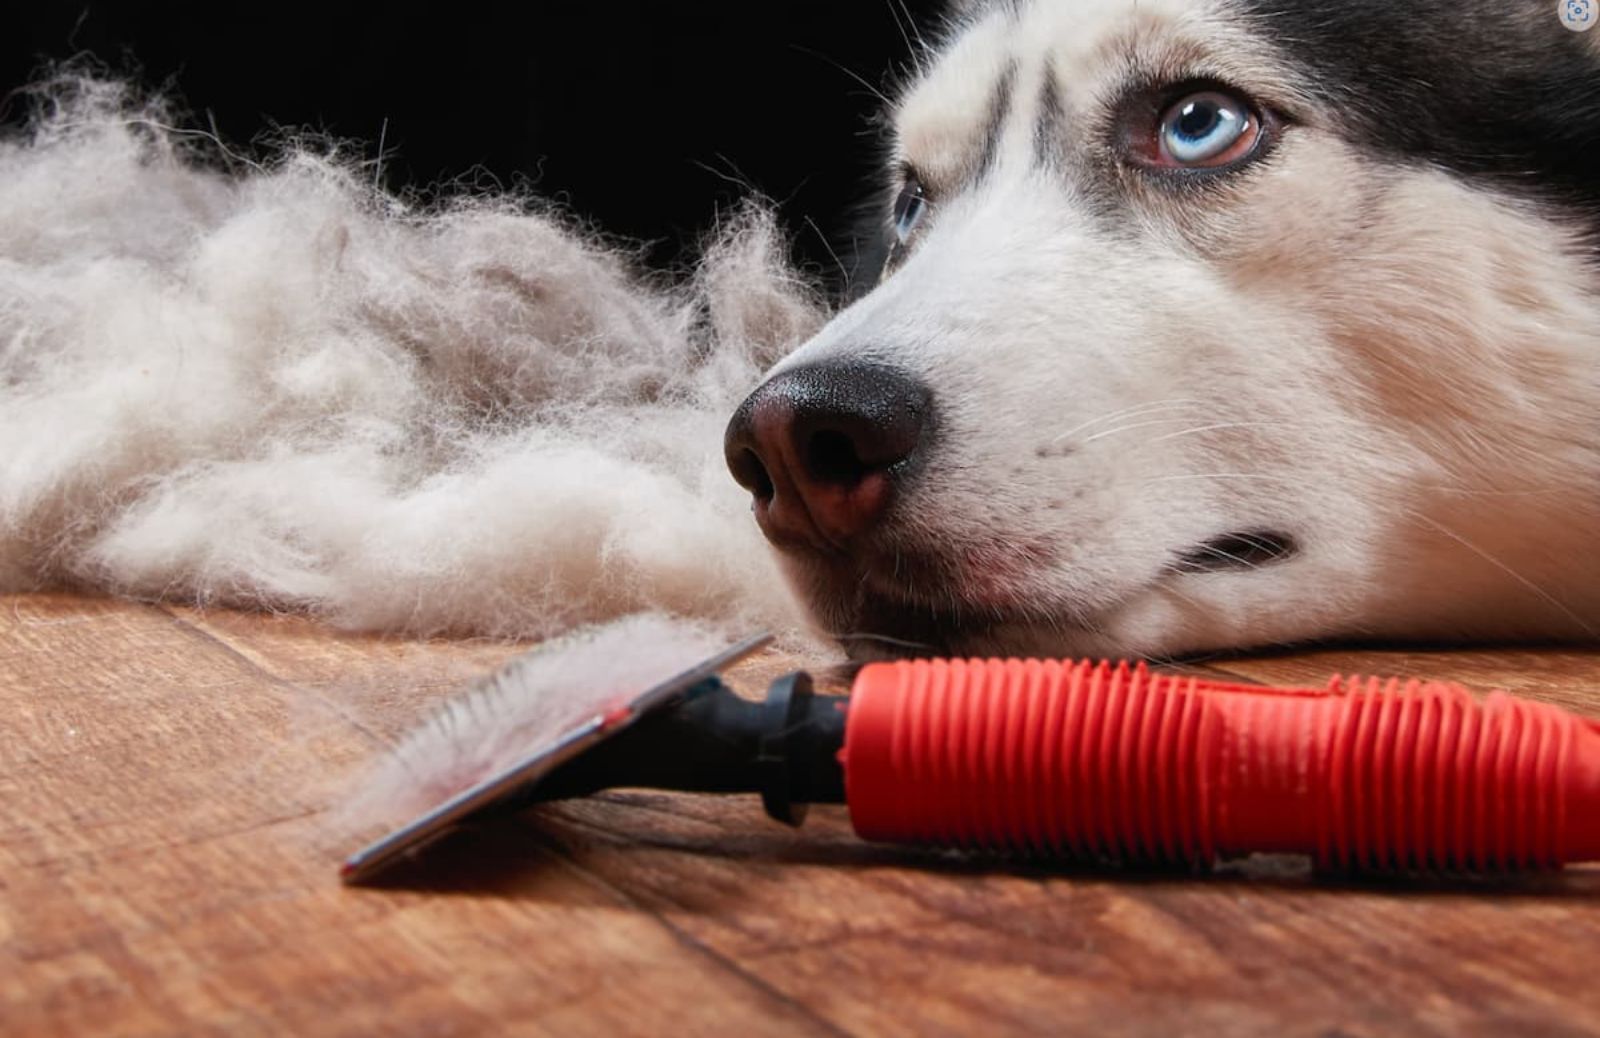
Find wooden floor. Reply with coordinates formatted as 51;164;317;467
4;592;1600;1037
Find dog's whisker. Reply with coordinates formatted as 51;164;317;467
882;0;933;71
789;44;894;107
1183;544;1262;570
1079;415;1222;446
882;0;916;57
1065;609;1147;662
1050;398;1210;444
1140;472;1312;485
829;630;941;653
1146;420;1295;444
1417;483;1570;499
1411;513;1599;639
803;215;850;285
1154;582;1211;611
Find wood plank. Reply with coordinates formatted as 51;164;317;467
0;595;836;1037
1205;644;1600;714
3;592;1600;1036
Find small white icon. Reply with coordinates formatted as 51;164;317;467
1562;0;1596;31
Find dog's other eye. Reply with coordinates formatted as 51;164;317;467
1152;90;1261;169
891;177;927;245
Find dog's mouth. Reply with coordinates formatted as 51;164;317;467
1171;530;1299;574
791;528;1300;658
826;590;1022;658
787;540;1044;656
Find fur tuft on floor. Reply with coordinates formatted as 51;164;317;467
0;76;821;641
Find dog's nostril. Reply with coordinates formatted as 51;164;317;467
729;447;774;501
805;429;869;485
722;361;934;548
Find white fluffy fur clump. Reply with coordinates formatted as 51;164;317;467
0;78;822;639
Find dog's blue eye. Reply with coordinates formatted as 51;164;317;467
891;179;927;245
1158;91;1256;167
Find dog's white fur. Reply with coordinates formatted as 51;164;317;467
769;0;1600;658
0;79;817;643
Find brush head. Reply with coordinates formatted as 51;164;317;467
340;620;772;884
343;615;735;830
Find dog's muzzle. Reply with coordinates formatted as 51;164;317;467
723;361;933;554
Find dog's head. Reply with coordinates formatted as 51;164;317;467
726;0;1600;659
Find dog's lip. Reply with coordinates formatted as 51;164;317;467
784;547;1009;653
792;529;1297;656
834;584;1139;661
831;593;1008;656
784;533;1094;654
1171;530;1298;574
829;531;1296;654
818;552;1080;656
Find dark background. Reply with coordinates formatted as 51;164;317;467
1;2;947;294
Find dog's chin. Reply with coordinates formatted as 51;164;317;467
822;594;998;660
814;591;1127;662
776;523;1309;660
779;550;1116;662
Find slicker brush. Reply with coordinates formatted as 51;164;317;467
342;643;1600;884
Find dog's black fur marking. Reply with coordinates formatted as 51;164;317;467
1033;61;1068;168
976;61;1020;182
1231;0;1600;238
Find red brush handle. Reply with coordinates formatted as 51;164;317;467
842;659;1600;870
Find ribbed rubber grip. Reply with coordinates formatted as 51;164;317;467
842;659;1600;870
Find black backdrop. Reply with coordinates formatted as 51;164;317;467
2;2;947;293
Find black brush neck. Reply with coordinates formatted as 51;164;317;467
522;672;847;823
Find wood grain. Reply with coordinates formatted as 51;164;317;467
3;592;1599;1037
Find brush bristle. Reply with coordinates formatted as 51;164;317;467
339;613;734;833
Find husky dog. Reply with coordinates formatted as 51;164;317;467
725;0;1600;659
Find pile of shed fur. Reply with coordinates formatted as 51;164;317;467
0;77;822;642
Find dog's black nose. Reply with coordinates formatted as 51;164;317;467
724;361;931;551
